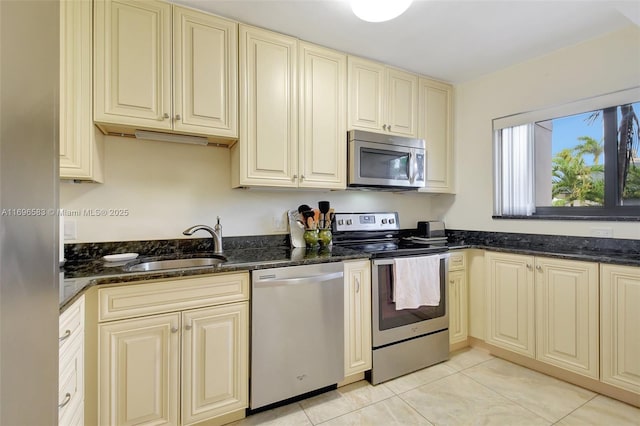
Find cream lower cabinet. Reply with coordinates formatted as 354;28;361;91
417;78;453;193
343;259;372;376
600;264;640;394
485;252;599;378
98;273;249;426
448;251;468;346
59;295;85;426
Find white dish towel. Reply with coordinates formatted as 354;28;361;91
393;255;441;310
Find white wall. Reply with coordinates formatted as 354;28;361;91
60;136;435;242
444;26;640;240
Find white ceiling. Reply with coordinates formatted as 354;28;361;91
171;0;640;83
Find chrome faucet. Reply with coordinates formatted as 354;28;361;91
183;216;223;255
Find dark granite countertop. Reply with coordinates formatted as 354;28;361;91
60;230;640;312
60;244;367;310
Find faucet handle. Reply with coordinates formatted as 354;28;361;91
215;216;221;230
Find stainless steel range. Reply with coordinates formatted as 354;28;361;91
333;212;450;384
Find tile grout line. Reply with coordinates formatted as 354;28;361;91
550;393;600;425
458;368;555;424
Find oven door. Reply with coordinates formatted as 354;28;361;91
349;140;425;188
371;254;449;348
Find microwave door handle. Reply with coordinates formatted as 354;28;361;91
412;151;419;183
407;152;413;183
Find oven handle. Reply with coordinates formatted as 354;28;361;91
372;252;449;266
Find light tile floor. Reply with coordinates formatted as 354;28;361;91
231;347;640;425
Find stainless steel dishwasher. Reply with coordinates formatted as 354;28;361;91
251;262;344;409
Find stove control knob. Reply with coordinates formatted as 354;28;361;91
337;219;344;225
381;219;388;224
389;218;395;224
346;219;353;225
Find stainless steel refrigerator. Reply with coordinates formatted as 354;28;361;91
0;1;60;424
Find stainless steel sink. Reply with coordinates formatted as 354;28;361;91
126;256;227;272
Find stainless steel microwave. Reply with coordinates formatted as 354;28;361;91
348;130;426;189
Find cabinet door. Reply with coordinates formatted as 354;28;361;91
94;0;172;129
60;0;104;182
182;302;249;426
347;56;385;132
418;78;454;193
298;42;347;189
99;313;180;426
448;269;468;345
385;67;417;137
535;258;599;379
237;25;297;187
485;252;535;357
601;264;640;393
343;260;372;376
173;7;238;138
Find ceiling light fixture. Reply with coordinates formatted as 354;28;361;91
134;130;209;146
350;0;413;23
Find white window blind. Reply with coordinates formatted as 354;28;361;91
494;124;535;216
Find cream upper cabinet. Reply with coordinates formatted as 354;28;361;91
297;42;347;189
97;273;249;426
173;6;238;138
417;78;454;193
60;0;104;182
600;264;640;394
94;0;238;140
343;259;372;376
485;252;536;357
535;257;599;379
448;251;468;346
348;56;417;137
233;24;298;187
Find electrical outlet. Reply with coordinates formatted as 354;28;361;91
64;219;77;240
590;227;613;238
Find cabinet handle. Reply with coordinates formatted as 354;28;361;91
162;113;169;120
382;124;387;131
355;277;360;293
450;280;455;284
58;393;71;409
387;125;391;132
292;174;297;181
536;265;543;272
175;114;181;121
59;329;72;342
526;264;532;270
185;324;192;331
300;175;305;181
171;327;179;333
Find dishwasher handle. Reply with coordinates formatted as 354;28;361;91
254;271;344;287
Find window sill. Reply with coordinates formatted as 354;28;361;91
492;215;640;222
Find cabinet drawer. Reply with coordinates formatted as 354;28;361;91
59;334;83;424
59;295;85;352
449;251;466;271
99;273;249;322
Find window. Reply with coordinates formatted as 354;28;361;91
493;88;640;219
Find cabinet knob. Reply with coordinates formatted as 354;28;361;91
526;264;532;270
449;280;455;284
171;327;179;333
382;124;387;131
387;125;391;132
536;265;543;272
162;113;170;119
185;324;192;331
292;174;297;181
175;114;181;121
300;175;305;181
